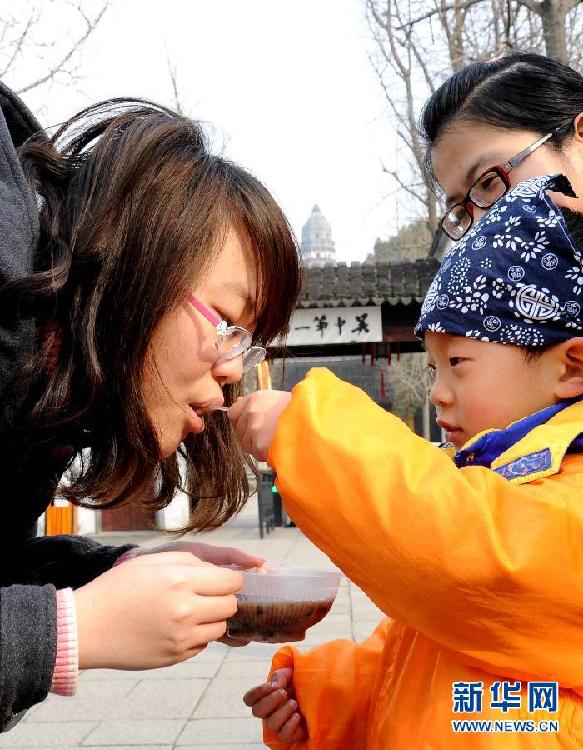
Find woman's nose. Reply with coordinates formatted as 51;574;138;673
212;354;244;385
473;206;488;223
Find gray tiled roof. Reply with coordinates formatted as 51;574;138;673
298;258;439;308
271;355;394;407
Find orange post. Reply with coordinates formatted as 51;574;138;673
45;499;77;535
257;359;272;390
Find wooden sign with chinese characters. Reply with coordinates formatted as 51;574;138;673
287;306;382;346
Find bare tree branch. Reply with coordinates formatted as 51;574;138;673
397;0;485;29
514;0;581;59
167;57;184;116
15;2;109;96
383;165;427;203
0;12;38;78
388;353;432;428
513;0;539;11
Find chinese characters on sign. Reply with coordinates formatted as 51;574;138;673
286;306;382;346
452;681;559;714
452;682;484;713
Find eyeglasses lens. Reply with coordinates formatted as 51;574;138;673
216;329;249;356
242;347;266;372
469;170;507;208
443;204;472;241
443;170;509;240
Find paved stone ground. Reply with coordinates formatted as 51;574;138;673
1;498;383;749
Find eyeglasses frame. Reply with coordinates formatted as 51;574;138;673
188;294;266;372
440;129;558;240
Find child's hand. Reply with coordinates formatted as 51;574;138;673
228;391;292;462
243;667;307;743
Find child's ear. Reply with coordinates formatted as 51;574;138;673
555;337;583;399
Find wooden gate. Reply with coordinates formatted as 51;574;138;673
100;503;157;531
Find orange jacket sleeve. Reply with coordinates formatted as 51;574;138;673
268;369;583;685
264;619;392;750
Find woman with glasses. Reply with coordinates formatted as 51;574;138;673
0;87;300;728
419;53;583;242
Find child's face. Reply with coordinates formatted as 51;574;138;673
425;332;560;449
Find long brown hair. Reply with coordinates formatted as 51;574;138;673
6;98;301;531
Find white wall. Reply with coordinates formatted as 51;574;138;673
77;506;98;535
156;492;190;531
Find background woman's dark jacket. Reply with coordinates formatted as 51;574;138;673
0;82;132;730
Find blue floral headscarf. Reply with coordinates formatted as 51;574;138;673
415;174;583;346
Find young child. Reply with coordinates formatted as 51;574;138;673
229;174;583;749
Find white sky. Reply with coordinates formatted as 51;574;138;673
11;0;404;263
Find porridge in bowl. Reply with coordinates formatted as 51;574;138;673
227;566;341;643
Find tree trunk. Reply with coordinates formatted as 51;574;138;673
440;0;467;71
451;0;466;70
540;0;569;61
422;394;432;440
426;184;439;238
515;0;574;61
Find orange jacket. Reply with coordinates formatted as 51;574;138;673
264;369;583;749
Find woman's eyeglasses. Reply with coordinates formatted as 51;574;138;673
188;294;266;373
441;130;557;241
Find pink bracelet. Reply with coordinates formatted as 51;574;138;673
50;588;79;696
113;547;141;566
50;549;139;696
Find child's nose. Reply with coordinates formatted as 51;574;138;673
429;375;453;408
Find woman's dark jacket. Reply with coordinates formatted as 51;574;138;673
0;83;132;730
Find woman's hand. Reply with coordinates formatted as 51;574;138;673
228;391;292;462
120;542;262;650
74;552;243;670
139;541;264;569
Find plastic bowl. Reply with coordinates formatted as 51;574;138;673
227;566;341;643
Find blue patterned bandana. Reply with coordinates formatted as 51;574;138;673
415;174;583;346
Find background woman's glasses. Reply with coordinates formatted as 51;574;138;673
441;130;556;241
